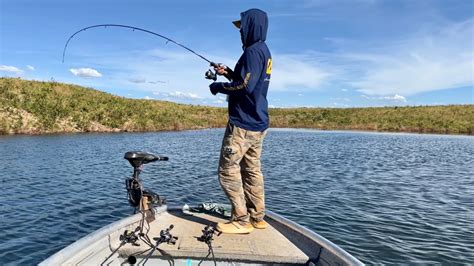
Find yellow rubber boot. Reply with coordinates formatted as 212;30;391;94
251;220;268;229
216;221;254;234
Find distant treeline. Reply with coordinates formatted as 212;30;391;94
1;78;473;135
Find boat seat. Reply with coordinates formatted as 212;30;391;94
124;151;168;168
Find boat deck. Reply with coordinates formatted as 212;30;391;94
116;209;310;264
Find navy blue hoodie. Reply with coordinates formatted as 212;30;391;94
212;9;272;132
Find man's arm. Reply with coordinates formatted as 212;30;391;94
210;50;263;96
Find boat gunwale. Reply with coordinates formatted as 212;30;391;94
39;206;167;265
264;209;363;266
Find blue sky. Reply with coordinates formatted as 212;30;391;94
1;0;473;107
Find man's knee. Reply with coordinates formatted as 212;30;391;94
219;164;242;188
219;162;241;178
241;158;263;177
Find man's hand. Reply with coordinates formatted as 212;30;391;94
209;82;221;95
214;64;228;76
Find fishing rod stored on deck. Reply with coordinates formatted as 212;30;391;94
141;224;178;265
198;225;221;266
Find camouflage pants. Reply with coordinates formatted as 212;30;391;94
218;122;267;223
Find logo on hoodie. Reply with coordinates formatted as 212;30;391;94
266;58;272;74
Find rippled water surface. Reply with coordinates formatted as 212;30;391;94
0;129;473;265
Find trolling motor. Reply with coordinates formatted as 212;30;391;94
124;151;168;211
101;152;171;265
124;151;169;248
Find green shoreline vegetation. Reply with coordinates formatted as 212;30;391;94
1;78;473;135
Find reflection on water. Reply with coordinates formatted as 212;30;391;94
0;129;473;264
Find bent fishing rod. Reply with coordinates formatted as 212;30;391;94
62;24;227;81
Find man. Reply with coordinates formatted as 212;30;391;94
209;8;272;234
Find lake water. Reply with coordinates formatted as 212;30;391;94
0;129;473;265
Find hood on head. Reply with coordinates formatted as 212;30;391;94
239;9;268;47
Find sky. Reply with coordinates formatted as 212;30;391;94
1;0;473;108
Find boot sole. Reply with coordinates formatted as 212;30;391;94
216;224;254;234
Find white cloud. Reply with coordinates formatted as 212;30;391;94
382;94;407;102
169;91;203;100
66;46;332;98
332;102;349;107
349;19;474;96
63;19;472;106
144;96;153;100
271;53;330;91
26;65;35;71
213;99;225;104
69;68;102;78
85;47;231;100
129;78;168;84
361;94;407;102
0;65;22;74
152;90;205;101
129;78;146;84
148;80;168;84
330;97;351;102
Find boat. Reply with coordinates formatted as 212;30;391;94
40;152;364;265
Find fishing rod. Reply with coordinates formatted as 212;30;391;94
62;24;225;81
